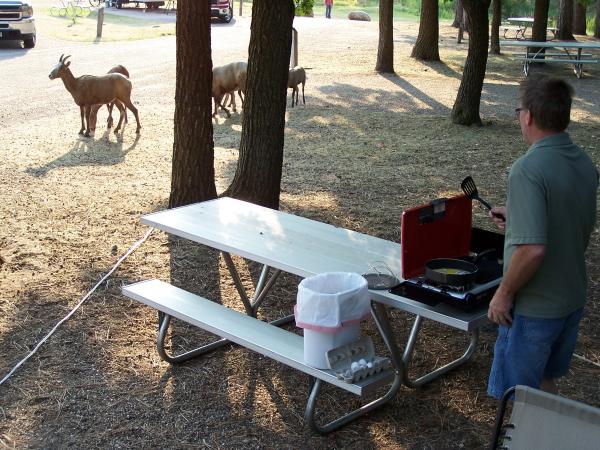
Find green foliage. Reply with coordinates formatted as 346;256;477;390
295;0;314;17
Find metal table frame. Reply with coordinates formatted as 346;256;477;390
501;39;600;79
140;198;489;432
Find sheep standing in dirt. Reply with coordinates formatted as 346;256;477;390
48;54;141;137
288;66;306;107
88;64;130;133
212;61;247;118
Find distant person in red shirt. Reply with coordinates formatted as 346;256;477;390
325;0;333;19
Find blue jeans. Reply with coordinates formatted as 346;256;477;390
487;308;583;399
325;5;332;19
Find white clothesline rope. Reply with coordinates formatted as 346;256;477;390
0;228;154;387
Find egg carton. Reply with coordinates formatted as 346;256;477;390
326;336;391;384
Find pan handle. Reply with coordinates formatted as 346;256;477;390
474;248;498;264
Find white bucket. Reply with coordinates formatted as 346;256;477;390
303;323;361;369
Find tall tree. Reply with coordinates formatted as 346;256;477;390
411;0;440;61
452;0;463;27
376;0;395;72
451;0;491;126
573;1;588;34
557;0;575;39
490;0;501;54
224;0;295;209
170;0;217;208
532;0;550;42
596;0;600;37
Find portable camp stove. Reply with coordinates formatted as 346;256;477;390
390;195;504;311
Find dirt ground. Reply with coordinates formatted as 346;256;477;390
1;10;599;450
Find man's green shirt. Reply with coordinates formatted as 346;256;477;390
504;133;598;318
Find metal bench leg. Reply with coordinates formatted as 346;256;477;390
402;315;479;388
304;374;402;434
157;313;230;363
302;301;405;434
156;258;286;364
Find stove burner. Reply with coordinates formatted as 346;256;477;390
414;277;472;293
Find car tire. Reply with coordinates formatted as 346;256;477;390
221;6;232;23
23;35;36;49
116;0;123;9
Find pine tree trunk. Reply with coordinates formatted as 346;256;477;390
224;0;295;210
532;0;550;42
411;0;440;61
557;0;575;40
573;2;587;35
452;0;463;27
596;0;600;38
489;0;501;54
376;0;395;72
451;0;491;126
170;0;217;208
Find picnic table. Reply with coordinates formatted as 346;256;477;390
501;39;600;78
122;197;489;433
504;17;557;40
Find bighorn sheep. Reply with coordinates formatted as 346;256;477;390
48;54;141;137
288;66;306;107
212;61;247;118
88;65;130;133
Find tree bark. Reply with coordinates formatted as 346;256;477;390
532;0;550;42
573;2;587;35
376;0;395;73
452;0;463;27
169;0;217;208
223;0;295;210
557;0;575;40
451;0;491;126
490;0;501;54
411;0;440;61
596;0;600;38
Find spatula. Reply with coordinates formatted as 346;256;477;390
461;176;505;219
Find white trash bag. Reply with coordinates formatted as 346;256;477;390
295;272;371;369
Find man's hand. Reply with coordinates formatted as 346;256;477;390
490;207;507;230
488;288;514;326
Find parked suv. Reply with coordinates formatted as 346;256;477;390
0;0;36;48
211;0;232;23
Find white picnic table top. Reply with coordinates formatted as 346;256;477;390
141;197;489;331
507;17;534;24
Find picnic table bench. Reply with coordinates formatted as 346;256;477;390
501;39;600;78
122;198;489;433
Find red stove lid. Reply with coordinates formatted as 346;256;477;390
401;194;472;279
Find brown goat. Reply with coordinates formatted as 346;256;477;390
49;55;141;137
212;61;247;118
288;66;306;107
88;65;130;133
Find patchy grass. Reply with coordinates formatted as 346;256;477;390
36;8;175;41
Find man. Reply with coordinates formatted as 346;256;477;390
487;75;598;399
324;0;333;19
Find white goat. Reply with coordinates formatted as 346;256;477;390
212;61;247;118
88;64;130;133
288;66;306;108
49;54;141;137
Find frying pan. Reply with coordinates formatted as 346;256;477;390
425;258;479;286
